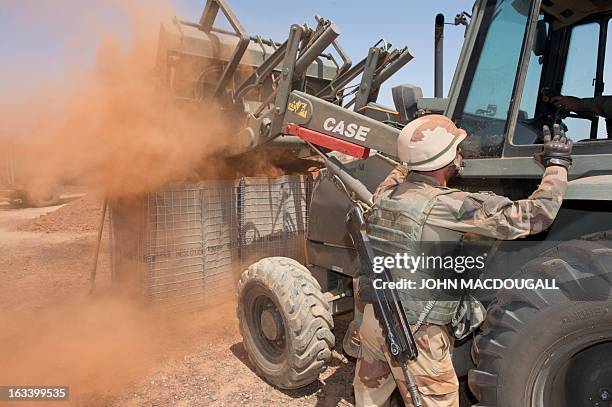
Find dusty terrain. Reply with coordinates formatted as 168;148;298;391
0;190;356;407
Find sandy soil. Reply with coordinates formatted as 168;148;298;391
0;192;356;407
13;193;104;233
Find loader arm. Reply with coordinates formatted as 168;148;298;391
238;88;403;161
160;0;413;159
280;91;401;158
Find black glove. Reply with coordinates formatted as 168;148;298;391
534;124;573;169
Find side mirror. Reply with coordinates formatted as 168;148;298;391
392;84;423;123
533;20;548;57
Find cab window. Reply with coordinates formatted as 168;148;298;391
454;0;532;158
561;22;600;141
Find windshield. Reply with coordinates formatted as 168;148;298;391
453;0;533;158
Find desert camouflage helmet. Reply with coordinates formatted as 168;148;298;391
397;114;467;171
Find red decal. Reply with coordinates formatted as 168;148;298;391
284;123;370;159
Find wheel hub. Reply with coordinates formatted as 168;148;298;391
260;306;283;341
531;339;612;407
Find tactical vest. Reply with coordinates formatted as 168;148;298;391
366;181;461;325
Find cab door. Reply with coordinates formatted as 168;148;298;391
447;0;540;160
505;13;612;160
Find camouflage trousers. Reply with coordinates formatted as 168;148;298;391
353;304;459;407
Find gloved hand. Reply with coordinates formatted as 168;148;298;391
534;124;573;169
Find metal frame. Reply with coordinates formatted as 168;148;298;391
268;24;304;138
353;46;414;112
503;0;543;148
315;57;367;102
446;0;485;117
234;40;289;102
353;47;383;111
315;15;352;78
593;15;609;138
199;0;250;99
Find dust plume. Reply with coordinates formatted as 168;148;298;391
2;0;240;199
0;0;244;402
0;294;237;404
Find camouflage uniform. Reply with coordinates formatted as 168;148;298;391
355;164;568;406
374;165;567;240
354;304;458;407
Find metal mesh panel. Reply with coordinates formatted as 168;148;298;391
240;175;310;265
110;174;311;311
199;182;239;306
146;187;207;308
108;199;147;292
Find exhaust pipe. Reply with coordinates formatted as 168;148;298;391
434;13;444;98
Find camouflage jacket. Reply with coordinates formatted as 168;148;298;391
373;165;568;240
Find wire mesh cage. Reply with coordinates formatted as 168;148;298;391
110;174;312;310
239;176;310;265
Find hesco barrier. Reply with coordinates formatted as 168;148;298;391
110;174;312;310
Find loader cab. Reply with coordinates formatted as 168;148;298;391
449;0;612;172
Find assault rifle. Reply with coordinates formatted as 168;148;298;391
307;143;422;407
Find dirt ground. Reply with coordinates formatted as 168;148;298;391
0;190;356;407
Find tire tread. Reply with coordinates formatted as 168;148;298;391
237;257;334;389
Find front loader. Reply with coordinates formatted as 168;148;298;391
157;0;612;405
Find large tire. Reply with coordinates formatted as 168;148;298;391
237;257;335;389
469;238;612;406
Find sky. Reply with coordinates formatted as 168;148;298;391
0;0;474;106
172;0;475;104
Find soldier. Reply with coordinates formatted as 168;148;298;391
353;114;573;407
